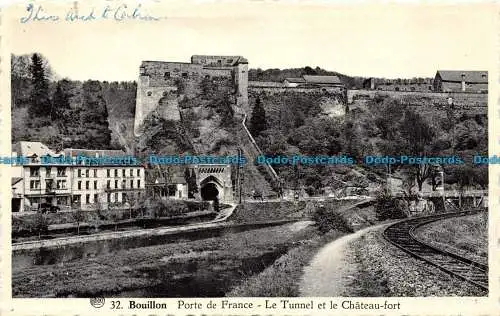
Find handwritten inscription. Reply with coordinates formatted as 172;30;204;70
20;3;163;23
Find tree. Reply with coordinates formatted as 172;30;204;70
72;209;85;235
28;53;51;118
31;213;49;240
303;66;317;75
249;97;267;136
399;110;435;191
51;80;70;120
184;167;198;198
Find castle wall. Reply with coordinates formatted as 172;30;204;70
249;86;344;94
134;59;242;135
347;89;488;110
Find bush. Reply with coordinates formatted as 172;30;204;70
312;205;353;234
374;189;407;220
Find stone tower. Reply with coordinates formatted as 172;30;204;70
134;55;249;136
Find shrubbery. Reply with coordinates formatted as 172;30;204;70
312;205;353;234
374;189;407;221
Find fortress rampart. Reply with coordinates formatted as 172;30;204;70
134;56;248;136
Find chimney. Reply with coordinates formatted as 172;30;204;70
461;73;466;92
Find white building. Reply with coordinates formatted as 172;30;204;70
11;142;145;212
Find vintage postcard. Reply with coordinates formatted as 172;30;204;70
0;0;498;315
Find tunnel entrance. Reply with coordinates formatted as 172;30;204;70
201;183;219;201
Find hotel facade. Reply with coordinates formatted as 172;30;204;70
11;142;145;212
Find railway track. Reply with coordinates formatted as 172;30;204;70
383;209;488;291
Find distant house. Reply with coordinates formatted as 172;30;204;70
283;77;306;87
363;77;434;92
283;75;344;89
303;75;343;87
433;70;488;93
147;175;188;200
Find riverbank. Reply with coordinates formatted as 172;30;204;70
13;221;315;297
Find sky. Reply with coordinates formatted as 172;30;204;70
4;0;497;81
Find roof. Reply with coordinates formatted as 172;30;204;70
15;141;59;157
284;77;306;83
191;55;247;66
436;71;488;83
11;177;23;186
303;75;342;85
249;81;284;88
63;148;126;157
153;176;187;185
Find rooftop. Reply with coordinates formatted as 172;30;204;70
63;148;126;157
436;70;488;83
14;141;58;157
284;77;307;83
303;75;342;85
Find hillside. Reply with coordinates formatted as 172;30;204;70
248;88;488;195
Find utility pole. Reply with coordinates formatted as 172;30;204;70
237;147;243;204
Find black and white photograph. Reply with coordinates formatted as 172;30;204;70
2;0;495;309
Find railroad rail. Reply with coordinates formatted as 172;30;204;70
383;209;488;291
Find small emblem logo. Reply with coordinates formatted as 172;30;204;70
90;297;105;308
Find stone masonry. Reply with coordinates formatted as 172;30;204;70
134;55;248;136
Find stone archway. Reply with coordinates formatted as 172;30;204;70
199;175;223;201
201;183;219;201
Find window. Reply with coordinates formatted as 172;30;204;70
122;180;126;189
57;180;67;189
86;194;90;204
45;167;52;177
137;169;140;177
138;180;141;188
30;167;40;177
115;180;118;188
114;169;118;177
182;72;188;78
164;72;170;78
122;193;126;202
147;91;152;96
78;181;82;190
130;169;133;177
30;180;40;189
78;169;82;178
130;180;134;188
107;169;110;177
94;194;98;203
94;181;98;189
114;192;118;202
86;181;90;190
57;167;66;177
107;180;111;189
107;193;111;202
122;169;126;177
73;195;81;204
45;179;53;190
94;169;97;177
86;169;89;178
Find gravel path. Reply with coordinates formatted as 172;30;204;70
299;221;485;297
299;224;385;296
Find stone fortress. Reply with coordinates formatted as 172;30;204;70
134;55;248;136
